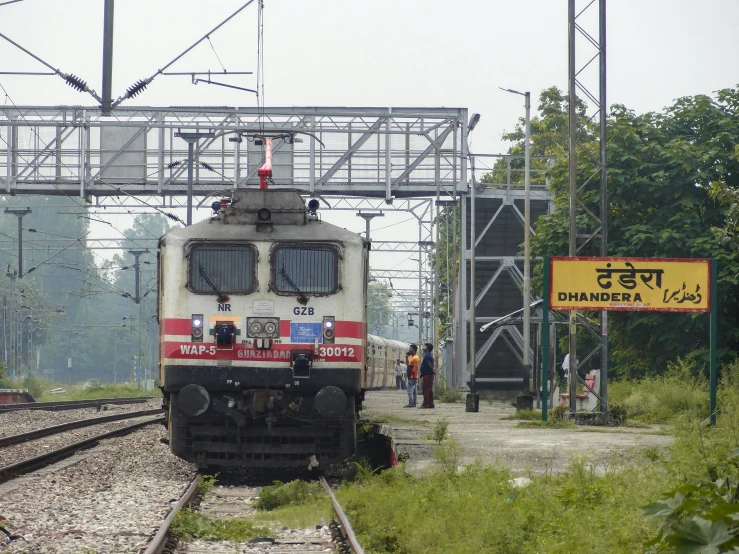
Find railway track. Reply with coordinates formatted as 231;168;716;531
0;415;164;482
0;396;156;412
144;474;364;554
0;408;163;447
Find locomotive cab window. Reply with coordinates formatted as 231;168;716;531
272;244;339;295
188;243;257;294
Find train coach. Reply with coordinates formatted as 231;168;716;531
366;335;410;388
158;189;399;469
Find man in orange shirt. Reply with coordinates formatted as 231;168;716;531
404;344;420;408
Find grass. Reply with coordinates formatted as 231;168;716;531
251;358;739;553
608;357;709;424
501;409;542;421
2;373;160;401
575;427;672;436
421;419;451;443
259;451;671;554
367;415;427;427
436;387;463;404
170;510;272;543
37;383;160;402
255;479;324;511
516;420;577;429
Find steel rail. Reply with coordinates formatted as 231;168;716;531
0;408;163;447
141;475;363;553
320;476;365;554
0;397;155;412
0;416;163;482
142;476;201;554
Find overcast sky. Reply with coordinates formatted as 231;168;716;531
2;0;738;276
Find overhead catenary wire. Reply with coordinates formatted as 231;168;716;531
0;83;123;229
256;0;266;134
0;32;101;102
112;0;257;108
0;88;161;318
206;36;227;73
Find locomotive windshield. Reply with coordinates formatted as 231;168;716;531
272;245;338;294
189;243;256;294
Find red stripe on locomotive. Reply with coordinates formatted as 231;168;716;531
279;319;291;337
162;318;191;335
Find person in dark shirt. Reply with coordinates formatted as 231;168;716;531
419;342;435;409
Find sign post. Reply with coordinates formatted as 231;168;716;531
710;258;718;425
544;256;716;423
541;257;550;421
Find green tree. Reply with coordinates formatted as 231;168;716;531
367;281;392;335
482;87;591;188
433;203;460;341
106;214;180;382
710;181;739;252
521;87;739;377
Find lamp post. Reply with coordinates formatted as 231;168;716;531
356;211;384;241
500;88;532;398
4;207;32;278
466;113;480;412
175;130;216;226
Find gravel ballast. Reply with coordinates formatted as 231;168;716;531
0;398;163;439
0;414;163;468
0;425;196;554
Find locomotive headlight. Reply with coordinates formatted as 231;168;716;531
322;316;335;344
264;321;277;336
249;321;263;335
191;314;204;342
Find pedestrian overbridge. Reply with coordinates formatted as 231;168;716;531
0;106;467;202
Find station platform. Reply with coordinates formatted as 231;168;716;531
360;390;672;475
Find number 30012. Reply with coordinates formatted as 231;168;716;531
319;347;355;358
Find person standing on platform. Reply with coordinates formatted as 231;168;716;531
404;344;420;408
395;359;405;390
559;353;570;392
419;342;435;409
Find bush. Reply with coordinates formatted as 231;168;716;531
608;402;627;425
436;386;463;404
432;418;450;444
22;374;44;399
609;358;708;424
550;404;567;422
0;362;8;388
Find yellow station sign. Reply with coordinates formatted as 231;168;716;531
549;257;711;312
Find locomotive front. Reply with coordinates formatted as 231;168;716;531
158;190;368;468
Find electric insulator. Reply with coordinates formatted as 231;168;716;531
125;80;147;99
200;162;214;172
65;74;88;92
166;160;181;169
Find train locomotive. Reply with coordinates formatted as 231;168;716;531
158;188;403;469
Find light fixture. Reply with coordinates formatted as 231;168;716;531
191;314;204;342
323;316;335;343
468;113;481;132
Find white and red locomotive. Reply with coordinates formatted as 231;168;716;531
158;189;403;468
